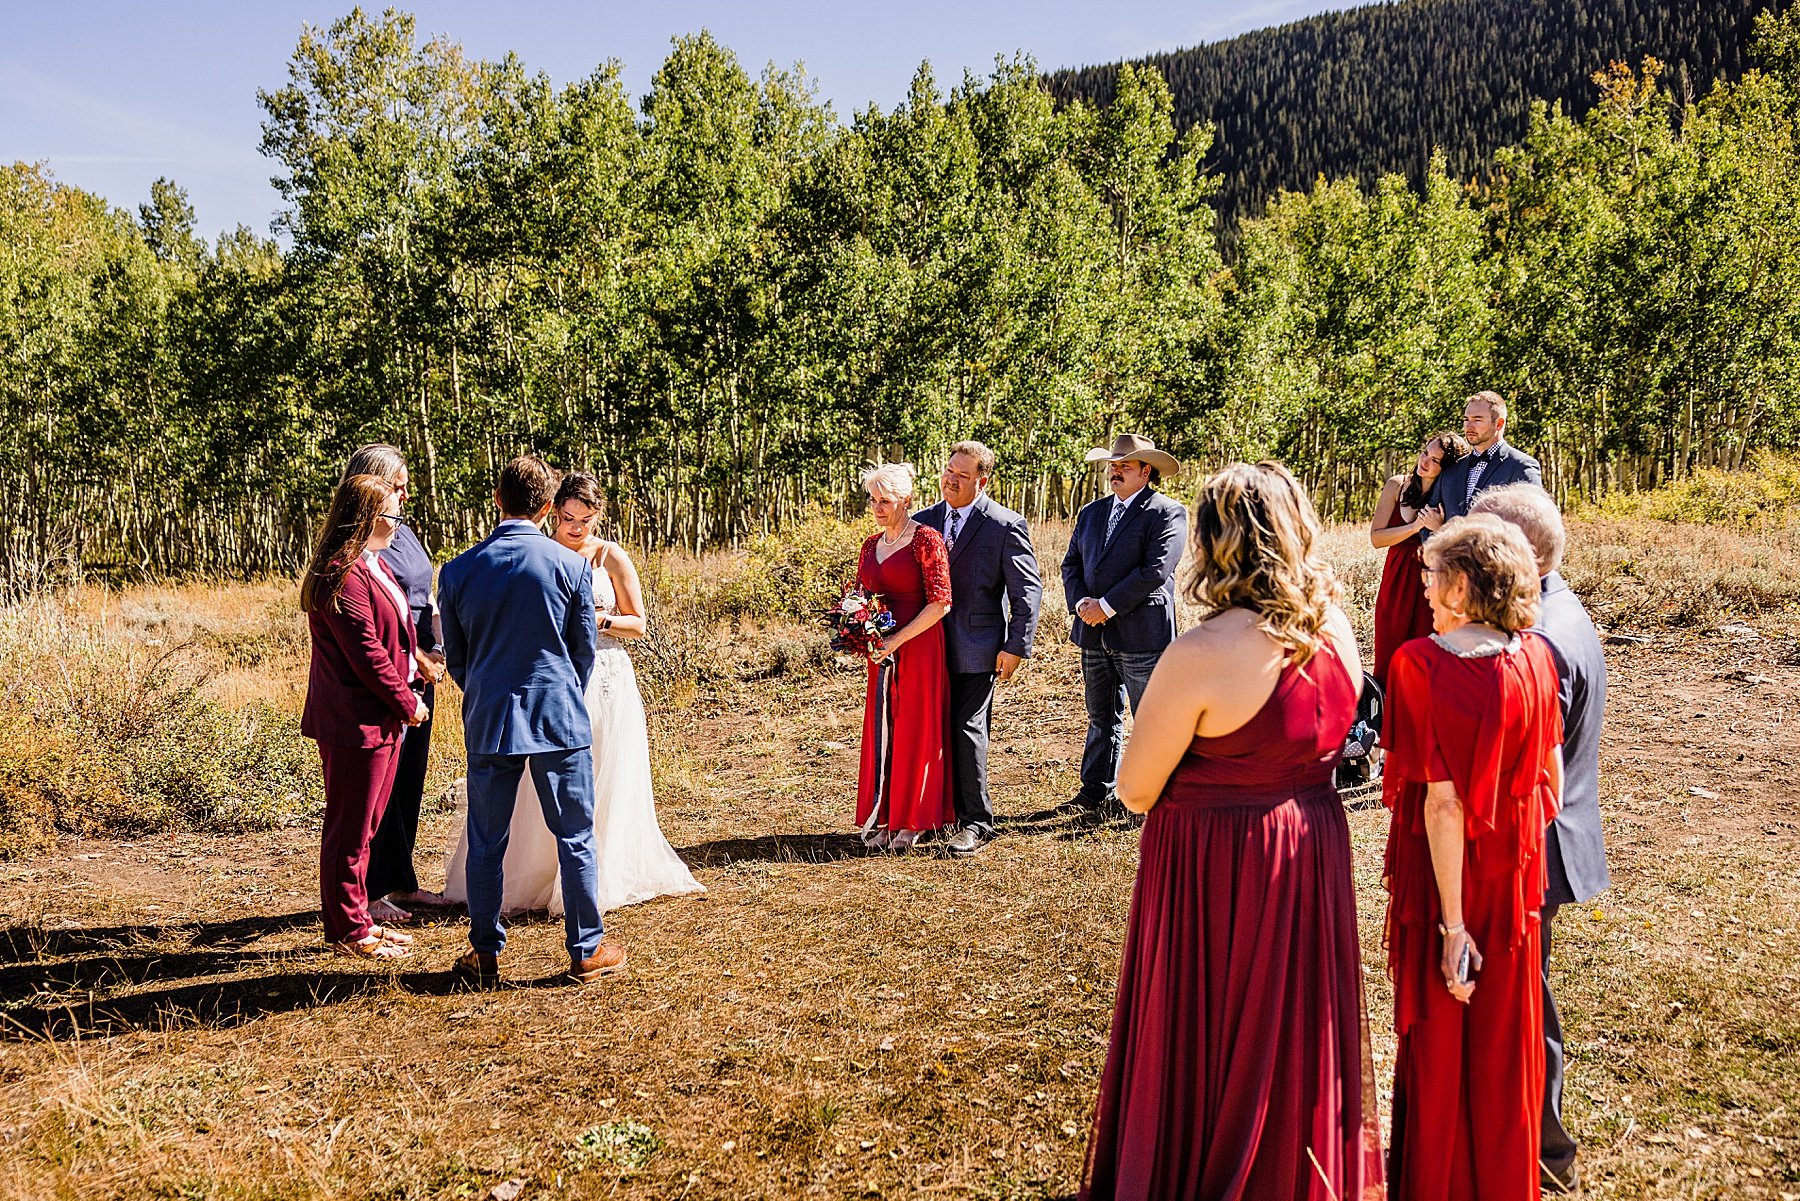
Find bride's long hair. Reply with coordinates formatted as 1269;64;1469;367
1185;461;1340;665
300;474;396;614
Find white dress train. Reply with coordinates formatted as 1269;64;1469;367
443;559;704;916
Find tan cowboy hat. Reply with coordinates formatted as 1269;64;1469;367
1085;433;1180;476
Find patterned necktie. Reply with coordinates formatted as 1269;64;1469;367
1105;498;1126;544
1464;451;1491;506
946;507;961;552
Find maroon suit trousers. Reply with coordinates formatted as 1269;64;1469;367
319;740;403;943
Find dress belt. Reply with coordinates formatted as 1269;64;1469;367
1159;773;1339;811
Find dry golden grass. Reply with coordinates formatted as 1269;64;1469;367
0;511;1796;1198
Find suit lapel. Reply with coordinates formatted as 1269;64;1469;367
364;557;411;651
948;496;990;566
1102;490;1149;554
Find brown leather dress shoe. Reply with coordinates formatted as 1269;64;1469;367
568;943;627;984
453;947;500;986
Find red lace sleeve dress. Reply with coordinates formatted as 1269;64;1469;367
854;526;954;838
1381;632;1564;1200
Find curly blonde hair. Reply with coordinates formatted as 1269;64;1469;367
1186;461;1340;664
1422;514;1542;633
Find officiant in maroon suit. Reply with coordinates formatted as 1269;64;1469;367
914;441;1044;856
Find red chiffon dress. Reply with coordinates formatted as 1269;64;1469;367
1382;633;1564;1201
1372;503;1432;690
855;527;955;835
1081;643;1385;1201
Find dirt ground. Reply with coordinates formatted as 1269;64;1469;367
1;614;1797;1198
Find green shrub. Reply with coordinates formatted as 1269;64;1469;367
0;596;320;856
714;509;865;624
1588;452;1800;528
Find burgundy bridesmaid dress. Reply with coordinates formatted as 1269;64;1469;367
1373;503;1432;691
1081;643;1384;1201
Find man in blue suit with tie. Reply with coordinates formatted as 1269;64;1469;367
438;456;622;986
914;441;1044;855
1425;390;1543;526
1472;483;1610;1195
1060;434;1188;820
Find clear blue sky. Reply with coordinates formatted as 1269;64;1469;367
2;1;1341;241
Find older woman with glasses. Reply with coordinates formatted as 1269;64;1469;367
340;444;447;924
300;473;429;960
1381;514;1565;1199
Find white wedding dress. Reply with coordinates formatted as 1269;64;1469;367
442;555;704;916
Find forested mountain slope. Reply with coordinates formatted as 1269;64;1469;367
1046;0;1789;229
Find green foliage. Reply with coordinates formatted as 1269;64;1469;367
1588;452;1800;527
1046;0;1780;233
565;1121;660;1173
8;4;1800;578
0;599;320;856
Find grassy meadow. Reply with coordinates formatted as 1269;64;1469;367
0;493;1797;1199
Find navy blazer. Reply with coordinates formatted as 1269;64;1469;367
1534;571;1611;905
438;520;598;756
1060;487;1187;653
915;493;1044;675
1430;439;1544;519
302;557;420;749
380;523;438;653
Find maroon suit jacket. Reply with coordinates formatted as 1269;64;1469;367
302;557;420;748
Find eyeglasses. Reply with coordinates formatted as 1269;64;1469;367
1420;568;1439;583
379;511;407;527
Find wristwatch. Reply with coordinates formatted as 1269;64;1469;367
601;616;613;631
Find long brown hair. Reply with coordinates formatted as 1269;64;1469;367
1186;461;1340;665
1400;430;1471;510
300;474;397;614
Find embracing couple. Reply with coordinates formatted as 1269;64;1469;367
438;456;700;986
852;441;1044;854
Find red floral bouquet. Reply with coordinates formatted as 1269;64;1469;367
822;583;899;657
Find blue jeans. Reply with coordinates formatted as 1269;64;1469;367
1078;645;1163;804
464;747;603;960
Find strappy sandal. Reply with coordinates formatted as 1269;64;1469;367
334;935;409;961
369;899;413;924
367;924;413;947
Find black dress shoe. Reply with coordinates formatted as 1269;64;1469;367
1541;1162;1579;1194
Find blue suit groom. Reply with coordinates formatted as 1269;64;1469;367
439;518;603;962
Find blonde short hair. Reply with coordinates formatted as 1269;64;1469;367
1471;483;1564;575
861;462;917;502
1423;514;1541;634
1186;461;1340;665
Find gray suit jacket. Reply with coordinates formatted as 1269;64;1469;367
1431;439;1544;519
1534;571;1610;905
915;493;1043;676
